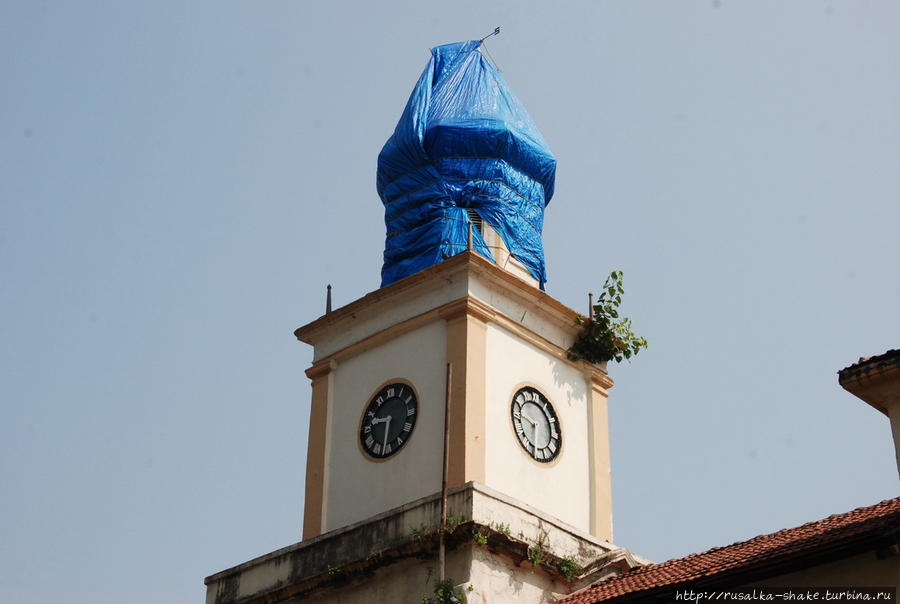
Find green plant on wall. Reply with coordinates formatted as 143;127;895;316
472;530;488;546
443;514;465;534
527;528;549;567
567;270;648;364
421;578;468;604
488;521;510;536
557;555;582;581
326;564;346;585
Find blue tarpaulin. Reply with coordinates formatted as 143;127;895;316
377;40;557;289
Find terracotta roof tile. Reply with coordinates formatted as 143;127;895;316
838;349;900;381
562;497;900;603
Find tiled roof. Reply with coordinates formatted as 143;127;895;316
838;349;900;381
562;497;900;603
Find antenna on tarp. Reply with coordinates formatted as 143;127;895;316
479;26;501;43
479;26;503;72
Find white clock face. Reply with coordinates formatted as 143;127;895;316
510;386;561;463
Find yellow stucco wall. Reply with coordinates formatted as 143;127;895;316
484;322;592;532
324;320;447;531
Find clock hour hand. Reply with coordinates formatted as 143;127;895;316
370;415;392;449
521;411;540;442
370;415;388;434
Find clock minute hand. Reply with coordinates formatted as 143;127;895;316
382;416;391;449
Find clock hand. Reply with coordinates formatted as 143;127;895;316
382;416;391;450
522;411;542;445
370;416;387;440
519;414;534;444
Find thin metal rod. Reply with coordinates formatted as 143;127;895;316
588;292;593;321
479;26;500;43
479;27;502;71
326;284;333;314
439;362;452;582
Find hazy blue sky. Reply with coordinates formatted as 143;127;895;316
2;2;897;602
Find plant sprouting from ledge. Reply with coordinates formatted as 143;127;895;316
558;555;582;581
527;528;549;567
472;530;488;546
567;270;648;364
421;579;468;604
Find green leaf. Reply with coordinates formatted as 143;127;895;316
567;271;648;364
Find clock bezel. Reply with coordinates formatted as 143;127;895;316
357;378;420;462
508;383;563;466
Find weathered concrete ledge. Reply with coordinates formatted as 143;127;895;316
205;482;644;604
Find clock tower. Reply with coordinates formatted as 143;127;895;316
204;41;643;604
295;251;615;543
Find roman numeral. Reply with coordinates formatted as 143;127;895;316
365;436;375;448
397;436;404;445
513;411;521;420
386;387;395;398
374;443;382;454
403;421;412;432
536;448;546;460
364;425;372;434
407;407;416;416
404;395;412;404
384;443;392;455
375;396;384;407
548;441;557;453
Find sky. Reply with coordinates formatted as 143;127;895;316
1;2;898;602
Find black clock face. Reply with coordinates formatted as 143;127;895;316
511;386;561;463
359;382;418;459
